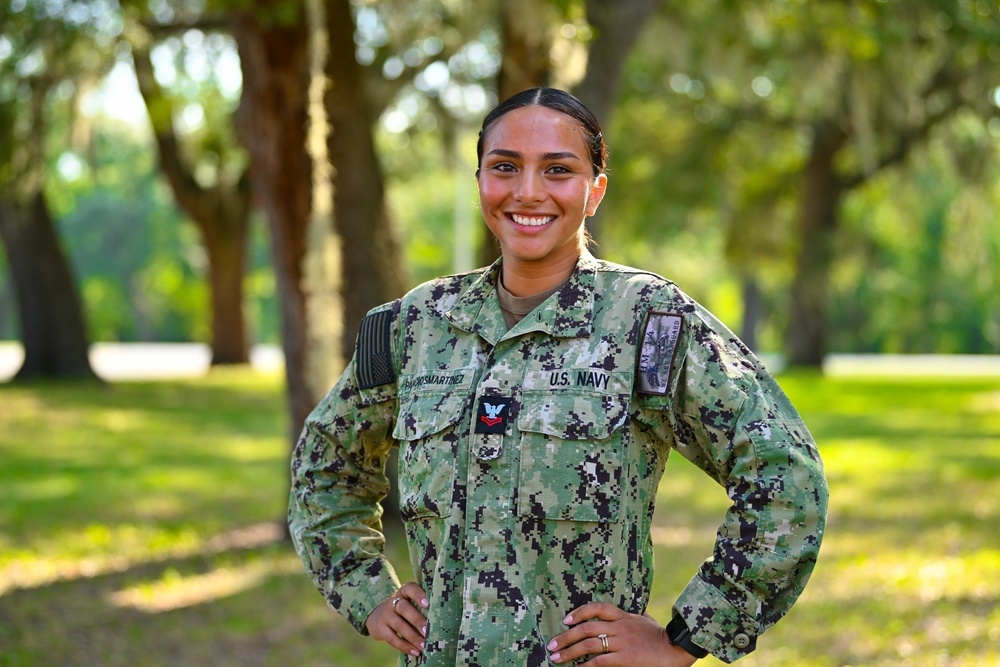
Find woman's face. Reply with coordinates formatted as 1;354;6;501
477;105;607;271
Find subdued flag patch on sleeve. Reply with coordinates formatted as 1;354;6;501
636;312;682;395
356;309;395;389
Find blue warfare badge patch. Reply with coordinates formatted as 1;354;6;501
637;312;683;395
474;396;511;434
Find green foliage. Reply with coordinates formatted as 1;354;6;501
45;131;205;342
1;368;998;665
604;0;1000;353
832;115;1000;353
2;0;999;357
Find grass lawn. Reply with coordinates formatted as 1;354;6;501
0;366;998;666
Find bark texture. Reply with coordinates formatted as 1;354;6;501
572;0;661;244
0;192;96;380
786;123;846;367
325;0;406;357
132;45;252;365
230;3;316;441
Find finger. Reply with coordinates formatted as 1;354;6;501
381;625;424;657
548;621;610;656
386;609;426;652
398;582;430;608
562;601;624;625
550;633;613;664
392;596;429;638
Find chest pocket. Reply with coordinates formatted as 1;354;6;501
516;383;630;523
392;390;467;521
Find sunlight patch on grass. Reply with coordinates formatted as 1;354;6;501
109;554;301;613
1;369;996;666
817;548;1000;603
0;522;284;595
969;388;1000;413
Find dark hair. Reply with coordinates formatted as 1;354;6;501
476;87;607;177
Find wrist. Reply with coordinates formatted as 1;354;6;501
665;615;708;660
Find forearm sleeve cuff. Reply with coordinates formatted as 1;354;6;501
328;555;402;636
674;574;760;663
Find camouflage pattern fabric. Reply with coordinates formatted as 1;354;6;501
289;251;829;665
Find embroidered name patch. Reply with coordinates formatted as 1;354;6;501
548;369;610;390
475;396;512;434
637;312;683;395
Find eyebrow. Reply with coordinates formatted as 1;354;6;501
487;149;582;161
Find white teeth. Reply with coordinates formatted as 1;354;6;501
512;214;553;227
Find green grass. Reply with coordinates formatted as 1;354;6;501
1;368;998;666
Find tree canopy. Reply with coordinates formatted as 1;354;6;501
1;0;998;384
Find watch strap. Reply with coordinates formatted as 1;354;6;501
666;615;709;659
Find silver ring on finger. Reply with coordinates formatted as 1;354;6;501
391;596;403;611
598;633;609;654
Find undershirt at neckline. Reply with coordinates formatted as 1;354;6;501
495;275;568;329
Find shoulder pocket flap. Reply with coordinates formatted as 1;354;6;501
357;382;397;407
392;392;468;441
518;389;629;440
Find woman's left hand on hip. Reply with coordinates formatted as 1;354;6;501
546;602;698;666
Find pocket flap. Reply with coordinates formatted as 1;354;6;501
518;389;629;440
392;391;468;441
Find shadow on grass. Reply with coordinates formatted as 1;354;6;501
0;526;402;667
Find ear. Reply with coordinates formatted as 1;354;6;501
585;173;608;217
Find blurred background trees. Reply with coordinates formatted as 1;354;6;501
1;0;998;427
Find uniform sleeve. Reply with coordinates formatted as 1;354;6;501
288;303;402;635
637;305;829;663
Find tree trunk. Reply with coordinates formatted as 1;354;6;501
325;0;406;358
479;0;556;268
574;0;661;132
785;124;846;368
202;182;252;365
230;3;316;442
132;45;252;365
0;192;97;381
324;0;409;530
572;0;661;244
497;0;554;102
740;272;762;353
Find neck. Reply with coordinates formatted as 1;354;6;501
500;250;582;297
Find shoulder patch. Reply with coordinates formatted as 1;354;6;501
356;309;395;389
636;311;683;395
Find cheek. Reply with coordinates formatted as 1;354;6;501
477;178;505;209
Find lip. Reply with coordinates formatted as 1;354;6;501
508;213;556;228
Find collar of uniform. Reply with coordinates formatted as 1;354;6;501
445;251;597;345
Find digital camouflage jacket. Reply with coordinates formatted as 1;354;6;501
289;252;828;666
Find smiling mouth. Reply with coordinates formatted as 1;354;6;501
510;213;555;227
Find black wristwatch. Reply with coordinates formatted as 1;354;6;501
666;615;709;659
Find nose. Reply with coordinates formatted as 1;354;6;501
513;170;543;206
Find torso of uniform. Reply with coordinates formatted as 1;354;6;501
290;251;828;667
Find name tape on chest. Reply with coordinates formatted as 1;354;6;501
636;312;683;395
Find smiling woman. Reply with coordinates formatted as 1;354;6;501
477;104;607;296
288;88;829;667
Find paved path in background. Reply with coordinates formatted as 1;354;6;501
0;342;283;382
0;343;998;382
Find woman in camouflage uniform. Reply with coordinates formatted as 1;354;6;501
289;88;828;666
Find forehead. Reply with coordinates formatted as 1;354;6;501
482;105;589;155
